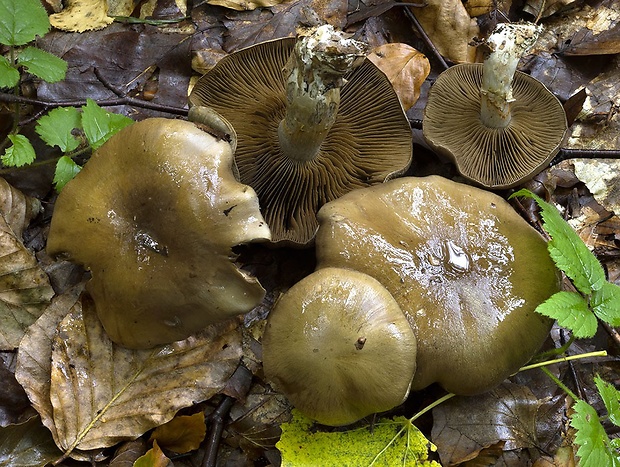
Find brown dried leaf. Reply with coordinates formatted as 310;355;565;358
109;439;148;467
0;178;40;239
409;0;479;63
523;0;578;21
463;0;494;18
432;383;542;465
368;43;430;112
0;208;54;350
49;0;114;33
207;0;283;12
572;159;620;215
134;440;172;467
149;412;206;454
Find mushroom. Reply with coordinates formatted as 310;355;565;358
47;118;271;349
262;267;417;426
189;24;412;246
315;175;559;395
423;23;568;189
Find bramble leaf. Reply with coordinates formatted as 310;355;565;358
53;156;81;192
277;410;440;467
0;56;19;88
535;291;597;338
511;189;606;295
0;0;50;46
17;46;67;83
36;107;82;153
590;282;620;327
571;400;620;467
594;375;620;428
81;99;133;150
2;134;36;167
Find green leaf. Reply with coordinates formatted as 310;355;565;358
81;99;133;150
594;375;620;428
277;410;440;467
35;107;82;153
17;46;67;83
571;400;620;467
535;291;597;338
0;0;50;46
511;189;606;295
1;134;36;167
53;156;81;192
0;56;19;88
591;281;620;327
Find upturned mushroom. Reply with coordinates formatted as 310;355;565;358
315;176;559;395
47;118;271;349
189;24;412;246
262;267;417;426
423;23;568;189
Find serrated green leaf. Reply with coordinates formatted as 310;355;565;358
594;375;620;428
35;107;82;153
53;156;81;192
277;410;440;467
0;0;50;46
570;400;620;467
591;281;620;327
511;189;606;295
17;46;67;83
1;134;36;167
0;56;19;88
535;291;597;338
81;99;133;150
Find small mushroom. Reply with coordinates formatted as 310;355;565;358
47;118;271;349
315;176;559;395
262;267;417;426
423;23;568;189
189;25;412;246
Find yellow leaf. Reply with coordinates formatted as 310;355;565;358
206;0;283;11
134;440;173;467
50;0;114;33
149;413;206;454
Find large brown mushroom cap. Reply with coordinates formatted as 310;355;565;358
423;63;568;189
189;37;412;246
47;118;271;349
262;267;417;426
315;176;559;395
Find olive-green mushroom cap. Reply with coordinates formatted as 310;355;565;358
47;118;271;349
263;267;417;426
315;176;559;395
189;37;412;246
424;63;568;189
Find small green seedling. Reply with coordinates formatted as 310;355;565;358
0;0;133;190
512;189;620;466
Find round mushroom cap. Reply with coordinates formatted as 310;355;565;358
262;267;417;426
189;38;412;246
423;63;568;189
315;176;559;395
47;118;271;349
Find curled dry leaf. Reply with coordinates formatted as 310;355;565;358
0;179;53;350
49;0;114;32
409;0;479;63
206;0;283;11
367;43;430;112
17;291;242;457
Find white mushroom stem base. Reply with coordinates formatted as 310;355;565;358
278;24;368;162
480;22;541;128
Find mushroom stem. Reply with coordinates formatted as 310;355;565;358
480;22;541;129
278;25;368;162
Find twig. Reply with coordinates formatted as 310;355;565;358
404;8;450;70
202;396;235;467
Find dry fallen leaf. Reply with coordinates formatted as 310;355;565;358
17;291;242;457
368;43;430;112
50;0;114;33
0;178;40;239
572;159;620;215
207;0;283;12
149;412;206;454
409;0;479;63
523;0;578;21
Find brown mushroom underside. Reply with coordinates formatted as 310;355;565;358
316;175;559;395
424;63;568;189
190;38;412;246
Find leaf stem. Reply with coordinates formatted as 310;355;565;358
409;392;456;423
540;366;580;401
518;350;608;372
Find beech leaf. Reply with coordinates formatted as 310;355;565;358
149;412;206;454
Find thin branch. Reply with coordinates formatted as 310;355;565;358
404;7;450;70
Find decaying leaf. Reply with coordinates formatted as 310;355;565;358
133;440;171;467
432;383;544;465
49;0;114;32
367;43;430;112
0;416;62;466
523;0;578;21
572;159;620;215
462;0;494;17
409;0;479;63
207;0;283;12
16;291;242;457
0;180;53;350
149;412;206;454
